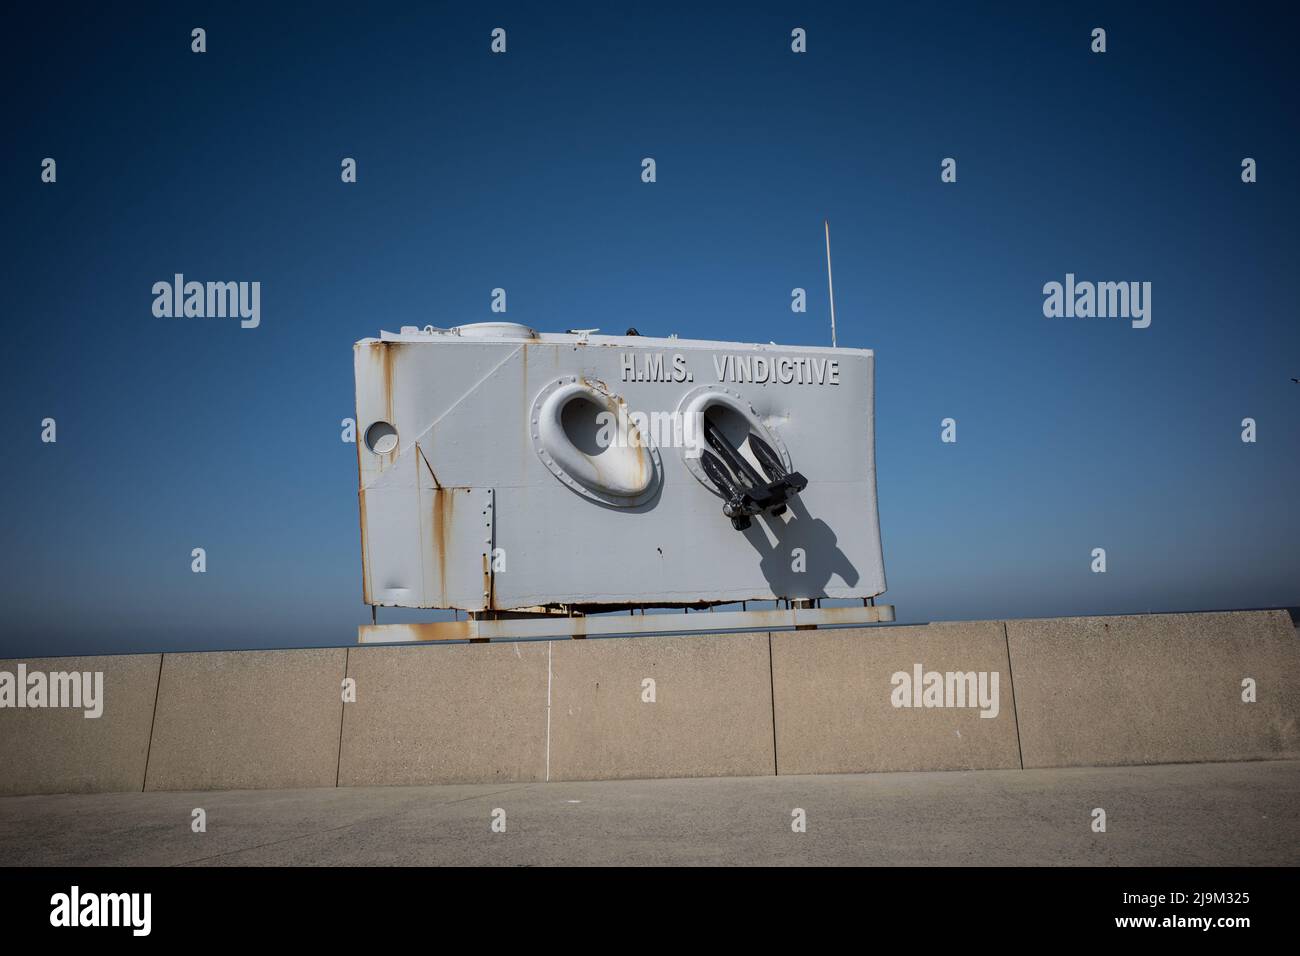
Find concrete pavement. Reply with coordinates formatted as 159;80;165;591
1;759;1296;866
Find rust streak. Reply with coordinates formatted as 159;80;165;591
357;488;371;604
417;443;441;489
367;620;475;643
434;619;474;641
376;341;399;466
414;449;425;605
431;486;454;605
380;341;396;427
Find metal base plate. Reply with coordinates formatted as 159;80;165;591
358;604;895;644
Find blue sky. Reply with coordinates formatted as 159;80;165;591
2;2;1297;656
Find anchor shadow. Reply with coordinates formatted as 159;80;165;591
740;494;859;600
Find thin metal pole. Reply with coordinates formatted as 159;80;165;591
824;219;837;348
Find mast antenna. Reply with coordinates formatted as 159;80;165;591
824;219;837;348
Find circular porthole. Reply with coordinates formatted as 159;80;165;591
559;394;607;457
364;420;399;455
529;377;662;507
675;385;792;496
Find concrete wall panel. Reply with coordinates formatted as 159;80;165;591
0;654;161;795
338;641;549;787
771;622;1021;775
1007;610;1300;768
144;648;347;791
548;632;775;781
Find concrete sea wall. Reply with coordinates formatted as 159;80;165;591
1;610;1295;795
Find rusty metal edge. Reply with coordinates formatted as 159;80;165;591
356;604;896;644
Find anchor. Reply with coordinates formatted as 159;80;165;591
697;417;807;531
